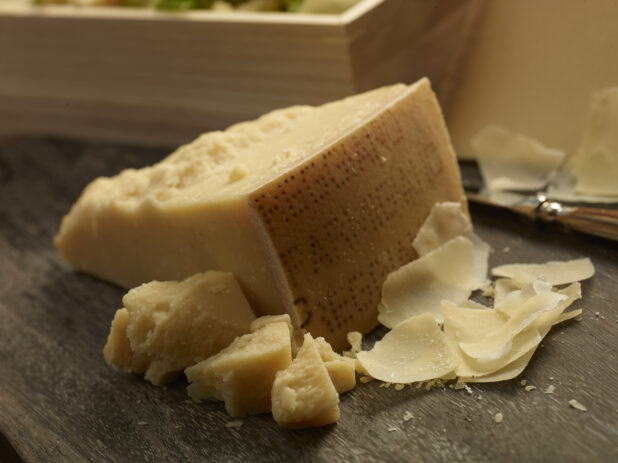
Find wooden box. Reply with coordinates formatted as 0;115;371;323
0;0;479;147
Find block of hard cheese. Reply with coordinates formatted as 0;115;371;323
271;333;340;429
56;78;465;349
185;320;293;417
103;271;256;386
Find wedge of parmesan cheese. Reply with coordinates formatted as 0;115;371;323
55;78;465;349
185;320;292;417
103;271;255;386
357;313;456;384
271;333;340;429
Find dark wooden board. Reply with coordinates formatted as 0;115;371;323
1;137;617;463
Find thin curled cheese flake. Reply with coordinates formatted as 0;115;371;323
491;258;595;286
554;308;582;324
378;236;489;327
459;347;536;383
412;202;473;256
443;300;545;377
495;279;553;316
356;313;456;384
455;283;580;381
459;291;567;364
533;283;581;335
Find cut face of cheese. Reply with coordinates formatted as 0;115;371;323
271;333;340;429
491;258;595;287
185;320;292;417
471;125;565;191
55;78;465;350
569;86;618;196
103;308;184;387
124;272;255;373
103;308;151;375
378;235;489;327
314;337;356;394
356;313;456;384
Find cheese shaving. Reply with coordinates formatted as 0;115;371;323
569;86;618;196
412;202;474;256
491;258;595;286
459;291;566;364
378;236;489;327
357;313;456;383
471;125;566;191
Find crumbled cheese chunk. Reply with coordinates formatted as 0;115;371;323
568;399;587;412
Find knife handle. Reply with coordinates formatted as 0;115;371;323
553;205;618;242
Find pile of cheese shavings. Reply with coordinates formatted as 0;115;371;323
358;202;594;385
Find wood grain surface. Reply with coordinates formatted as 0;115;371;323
1;137;616;463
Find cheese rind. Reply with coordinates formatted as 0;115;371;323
55;78;466;349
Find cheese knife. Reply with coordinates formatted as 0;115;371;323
465;188;618;242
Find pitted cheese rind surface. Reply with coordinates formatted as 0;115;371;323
56;78;466;349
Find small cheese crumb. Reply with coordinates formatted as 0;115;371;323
387;426;398;432
464;385;473;395
394;384;405;391
137;421;147;426
520;380;527;386
544;385;555;394
549;377;554;381
569;399;587;412
403;411;413;422
477;395;482;400
494;413;503;424
225;420;244;428
525;385;536;392
359;376;374;383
